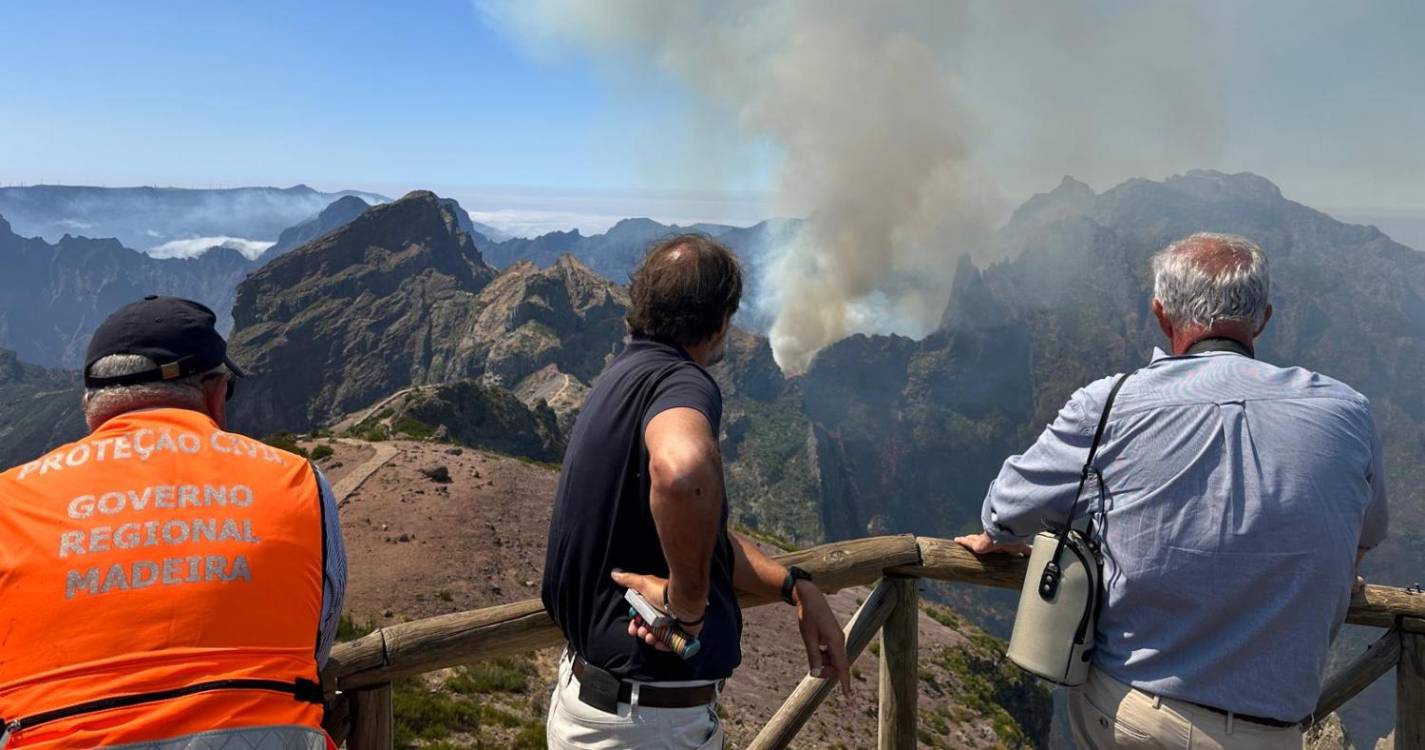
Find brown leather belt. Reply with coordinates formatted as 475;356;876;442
572;655;720;709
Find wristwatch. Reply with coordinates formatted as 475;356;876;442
781;566;813;606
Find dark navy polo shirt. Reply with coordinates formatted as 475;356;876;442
541;336;742;682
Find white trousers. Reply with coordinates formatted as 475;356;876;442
545;653;724;750
1069;668;1303;749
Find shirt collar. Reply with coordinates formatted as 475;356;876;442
626;334;695;362
1148;346;1249;364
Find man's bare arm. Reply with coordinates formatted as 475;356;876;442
729;531;786;598
641;406;723;621
730;532;851;692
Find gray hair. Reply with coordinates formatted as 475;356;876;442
1151;232;1270;329
83;354;220;428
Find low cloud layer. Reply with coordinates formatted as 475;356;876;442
148;236;274;261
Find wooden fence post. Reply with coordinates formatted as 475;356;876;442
1400;630;1425;750
749;578;902;750
878;576;918;750
349;683;394;750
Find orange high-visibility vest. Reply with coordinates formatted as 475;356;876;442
0;408;328;749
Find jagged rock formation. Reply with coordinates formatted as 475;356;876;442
226;191;631;437
0;215;258;367
348;381;565;462
1305;714;1357;750
464;255;629;389
0;348;85;469
227;191;498;434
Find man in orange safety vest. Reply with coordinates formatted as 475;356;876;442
0;296;346;749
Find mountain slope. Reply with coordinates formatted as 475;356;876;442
265;195;372;258
227;191;498;434
0;349;85;470
0;215;258;368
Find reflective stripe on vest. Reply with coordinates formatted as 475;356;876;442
99;725;325;750
0;409;326;748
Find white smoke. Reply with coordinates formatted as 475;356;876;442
482;0;1226;372
148;236;274;260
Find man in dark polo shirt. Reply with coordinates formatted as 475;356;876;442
542;234;849;749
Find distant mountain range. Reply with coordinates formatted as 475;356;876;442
0;214;258;367
0;184;390;251
0;191;515;369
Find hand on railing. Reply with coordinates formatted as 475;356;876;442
953;530;1032;556
793;580;852;695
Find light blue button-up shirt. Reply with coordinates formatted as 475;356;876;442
982;347;1388;722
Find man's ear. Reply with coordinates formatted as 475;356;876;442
1151;299;1174;340
203;375;228;429
1256;304;1274;336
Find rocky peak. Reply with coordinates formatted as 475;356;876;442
1006;175;1098;229
466;253;629;387
231;189;494;330
606;217;663;236
1164;169;1283;204
321;194;370;220
265;195;372;258
227;190;502;434
940;254;1007;332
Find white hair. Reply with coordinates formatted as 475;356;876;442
1151;232;1270;329
83;354;220;429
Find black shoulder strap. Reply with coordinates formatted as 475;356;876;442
1066;372;1131;531
1083;373;1130;478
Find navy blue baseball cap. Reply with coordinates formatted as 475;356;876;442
84;295;245;388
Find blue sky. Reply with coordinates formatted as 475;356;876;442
1;1;1422;235
0;1;770;232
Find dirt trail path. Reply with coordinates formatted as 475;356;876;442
331;439;398;498
329;387;421;434
549;373;575;403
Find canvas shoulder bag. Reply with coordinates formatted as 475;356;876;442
1006;371;1130;686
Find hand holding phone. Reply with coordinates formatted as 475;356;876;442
625;589;701;659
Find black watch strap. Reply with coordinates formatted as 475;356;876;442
782;566;813;605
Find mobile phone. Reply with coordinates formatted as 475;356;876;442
624;588;702;659
624;589;670;628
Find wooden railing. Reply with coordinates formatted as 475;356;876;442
321;535;1425;748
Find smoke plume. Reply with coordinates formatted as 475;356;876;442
483;0;1225;372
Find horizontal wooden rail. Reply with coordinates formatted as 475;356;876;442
324;533;1425;690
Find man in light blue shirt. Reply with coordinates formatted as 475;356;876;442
957;233;1387;748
